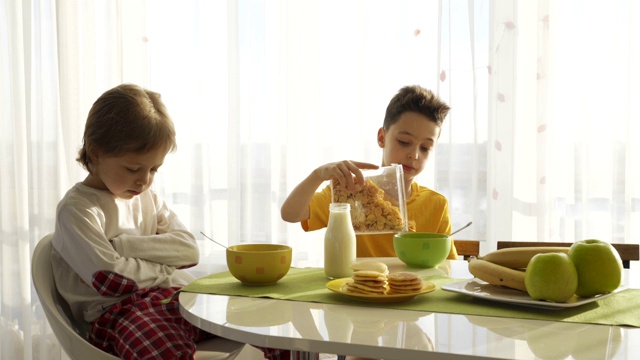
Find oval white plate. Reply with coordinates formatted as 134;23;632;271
442;278;626;309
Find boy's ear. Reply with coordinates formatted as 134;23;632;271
377;127;385;148
87;145;101;163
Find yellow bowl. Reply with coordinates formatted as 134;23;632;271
226;244;292;285
393;232;451;268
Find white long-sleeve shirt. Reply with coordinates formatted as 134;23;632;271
51;183;198;323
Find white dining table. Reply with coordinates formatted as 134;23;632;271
180;254;640;360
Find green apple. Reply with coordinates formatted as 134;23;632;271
568;239;622;297
525;252;578;303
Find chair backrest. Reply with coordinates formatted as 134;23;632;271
31;234;120;360
454;240;480;260
496;241;640;269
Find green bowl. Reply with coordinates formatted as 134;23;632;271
393;232;451;268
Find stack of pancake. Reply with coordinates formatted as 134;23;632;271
342;260;389;295
386;272;424;294
340;260;425;296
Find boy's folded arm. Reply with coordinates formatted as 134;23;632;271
107;193;201;267
89;258;184;297
112;231;199;268
54;207;188;294
62;239;184;297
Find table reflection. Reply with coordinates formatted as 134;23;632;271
222;294;436;352
323;305;433;351
226;297;293;326
466;315;623;359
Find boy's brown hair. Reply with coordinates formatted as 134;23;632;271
383;85;450;130
77;84;177;173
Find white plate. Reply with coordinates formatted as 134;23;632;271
442;278;625;310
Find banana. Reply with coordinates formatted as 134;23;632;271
467;258;527;292
479;247;570;269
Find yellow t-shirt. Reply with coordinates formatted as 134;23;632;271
303;182;458;259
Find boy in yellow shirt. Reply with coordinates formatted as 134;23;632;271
281;85;458;259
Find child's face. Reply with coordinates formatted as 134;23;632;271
378;111;441;187
84;146;169;199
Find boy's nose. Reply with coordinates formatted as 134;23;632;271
137;172;151;185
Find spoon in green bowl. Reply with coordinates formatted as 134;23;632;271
449;221;473;238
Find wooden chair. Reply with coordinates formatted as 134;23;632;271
454;239;480;260
496;241;640;269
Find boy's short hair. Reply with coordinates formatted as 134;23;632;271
383;85;450;130
77;84;177;172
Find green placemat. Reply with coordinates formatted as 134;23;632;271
181;267;640;328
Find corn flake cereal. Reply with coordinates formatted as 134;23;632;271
332;179;406;233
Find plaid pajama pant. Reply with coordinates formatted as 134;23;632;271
88;287;295;360
89;287;215;359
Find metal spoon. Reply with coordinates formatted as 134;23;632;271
450;221;473;237
200;232;228;249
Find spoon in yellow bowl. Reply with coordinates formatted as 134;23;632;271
200;231;228;249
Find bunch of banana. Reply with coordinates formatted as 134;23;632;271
467;246;570;292
479;247;570;269
468;258;528;291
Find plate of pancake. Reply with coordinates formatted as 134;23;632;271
325;260;436;303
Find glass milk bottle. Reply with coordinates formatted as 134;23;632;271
324;203;357;279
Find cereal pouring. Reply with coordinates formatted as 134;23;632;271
331;165;411;234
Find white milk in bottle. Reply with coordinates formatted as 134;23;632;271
324;203;357;279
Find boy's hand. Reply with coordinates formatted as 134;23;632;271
281;160;378;223
316;160;379;192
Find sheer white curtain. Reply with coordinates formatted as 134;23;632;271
483;0;640;253
1;0;639;359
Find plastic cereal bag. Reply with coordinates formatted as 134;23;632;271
331;164;409;234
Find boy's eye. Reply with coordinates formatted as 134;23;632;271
126;168;138;173
421;146;431;152
398;140;410;146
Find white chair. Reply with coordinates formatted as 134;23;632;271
32;233;244;360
